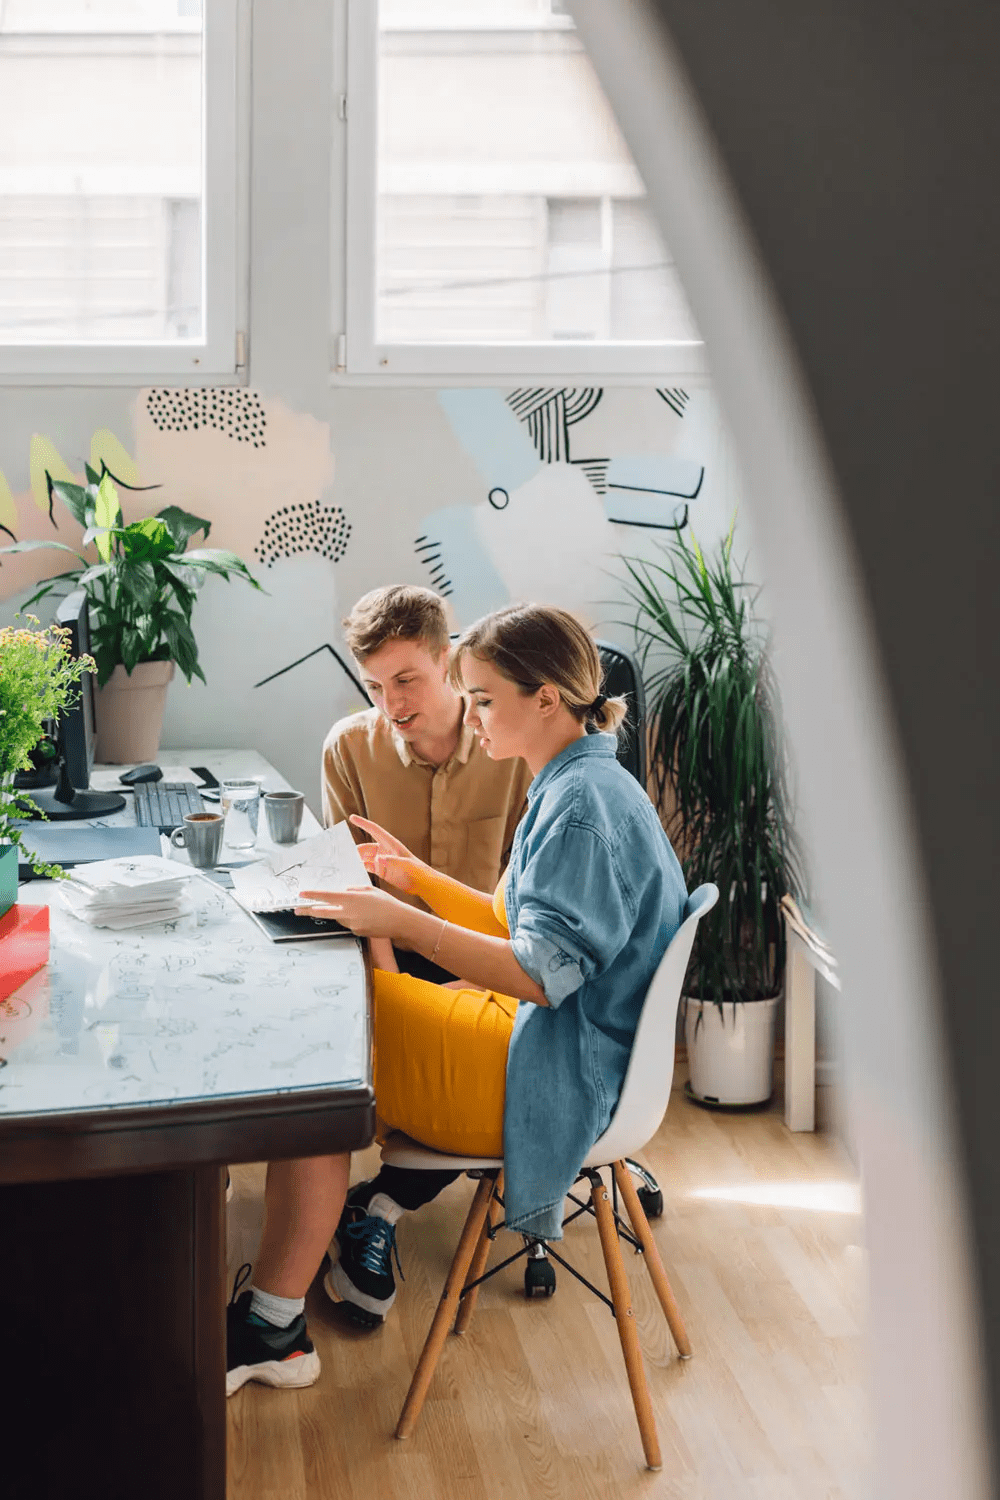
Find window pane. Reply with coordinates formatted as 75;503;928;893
375;0;698;346
0;1;203;344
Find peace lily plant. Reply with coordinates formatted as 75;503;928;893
0;467;261;686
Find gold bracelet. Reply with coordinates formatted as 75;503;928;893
430;918;448;965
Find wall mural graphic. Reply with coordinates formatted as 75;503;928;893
255;500;351;568
656;387;690;419
415;386;707;625
145;388;267;446
0;394;346;604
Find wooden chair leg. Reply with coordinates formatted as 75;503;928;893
454;1170;502;1337
395;1172;497;1440
613;1160;693;1359
590;1170;663;1472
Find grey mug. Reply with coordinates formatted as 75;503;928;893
264;790;305;845
170;811;225;869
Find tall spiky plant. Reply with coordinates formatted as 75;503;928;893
623;526;803;1009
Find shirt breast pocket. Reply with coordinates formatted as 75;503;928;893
464;814;507;894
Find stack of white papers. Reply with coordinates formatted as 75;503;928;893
55;855;193;930
230;823;370;914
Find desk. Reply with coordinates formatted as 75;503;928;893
0;751;374;1500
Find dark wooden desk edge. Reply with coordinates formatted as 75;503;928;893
0;1085;376;1184
0;928;376;1186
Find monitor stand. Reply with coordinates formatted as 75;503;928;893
18;757;126;821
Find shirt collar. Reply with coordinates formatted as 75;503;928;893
526;731;616;801
389;718;475;770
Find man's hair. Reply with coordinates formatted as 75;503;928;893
342;585;451;662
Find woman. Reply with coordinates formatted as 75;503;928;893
226;604;687;1395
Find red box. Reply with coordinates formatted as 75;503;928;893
0;904;50;1003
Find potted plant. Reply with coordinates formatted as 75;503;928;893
0;467;261;763
623;526;804;1107
0;615;96;905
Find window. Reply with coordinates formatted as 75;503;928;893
0;0;241;379
341;0;703;378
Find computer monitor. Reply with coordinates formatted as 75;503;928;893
18;591;126;821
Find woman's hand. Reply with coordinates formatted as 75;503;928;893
296;885;414;940
349;814;425;894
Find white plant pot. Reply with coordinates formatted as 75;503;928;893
684;994;781;1107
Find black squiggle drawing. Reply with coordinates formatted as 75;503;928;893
414;534;454;598
656;387;690;419
253;644;368;702
506;387;603;463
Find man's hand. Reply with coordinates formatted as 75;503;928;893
297;884;415;940
349;814;425;894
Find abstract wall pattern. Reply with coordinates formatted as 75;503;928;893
254;500;351;567
415;386;708;626
145;388;268;446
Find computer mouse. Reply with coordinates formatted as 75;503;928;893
119;763;163;786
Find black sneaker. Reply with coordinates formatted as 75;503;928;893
324;1185;404;1329
226;1264;320;1396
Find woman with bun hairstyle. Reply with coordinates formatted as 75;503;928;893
226;604;687;1394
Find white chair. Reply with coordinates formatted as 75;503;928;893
382;883;719;1472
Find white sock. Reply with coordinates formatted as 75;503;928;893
367;1192;405;1226
249;1285;304;1329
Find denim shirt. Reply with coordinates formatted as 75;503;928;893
502;734;687;1239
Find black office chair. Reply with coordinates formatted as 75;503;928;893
594;638;647;789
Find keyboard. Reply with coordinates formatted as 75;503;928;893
133;780;207;833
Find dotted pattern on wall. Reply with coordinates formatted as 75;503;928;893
255;501;352;567
145;389;267;445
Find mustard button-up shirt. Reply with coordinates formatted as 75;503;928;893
321;708;532;900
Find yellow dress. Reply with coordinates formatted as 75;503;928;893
372;872;516;1157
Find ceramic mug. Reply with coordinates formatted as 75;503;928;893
170;811;225;869
264;790;305;845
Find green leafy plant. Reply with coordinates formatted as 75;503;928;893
623;525;803;1009
0;616;96;876
0;467;262;686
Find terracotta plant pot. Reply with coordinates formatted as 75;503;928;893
94;660;176;765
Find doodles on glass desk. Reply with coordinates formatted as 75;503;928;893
0;875;367;1116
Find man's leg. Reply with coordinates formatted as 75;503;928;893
227;1153;350;1395
327;968;511;1331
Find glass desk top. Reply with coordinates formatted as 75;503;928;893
0;875;368;1119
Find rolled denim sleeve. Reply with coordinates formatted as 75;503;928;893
509;824;634;1008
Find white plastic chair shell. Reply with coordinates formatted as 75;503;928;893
381;882;720;1175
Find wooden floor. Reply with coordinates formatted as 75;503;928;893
226;1075;868;1500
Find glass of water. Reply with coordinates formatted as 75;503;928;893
220;778;261;850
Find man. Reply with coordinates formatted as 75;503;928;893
320;585;531;1328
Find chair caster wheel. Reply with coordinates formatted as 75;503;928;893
524;1259;556;1298
637;1185;663;1219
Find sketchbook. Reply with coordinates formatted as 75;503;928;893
229;823;370;915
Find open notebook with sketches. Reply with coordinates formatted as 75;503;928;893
228;823;369;940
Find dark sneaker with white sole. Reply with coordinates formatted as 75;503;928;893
325;1183;404;1329
226;1264;320;1396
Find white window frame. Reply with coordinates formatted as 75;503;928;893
338;0;706;382
0;0;244;384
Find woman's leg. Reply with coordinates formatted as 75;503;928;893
373;969;515;1156
254;1152;351;1298
328;969;516;1329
